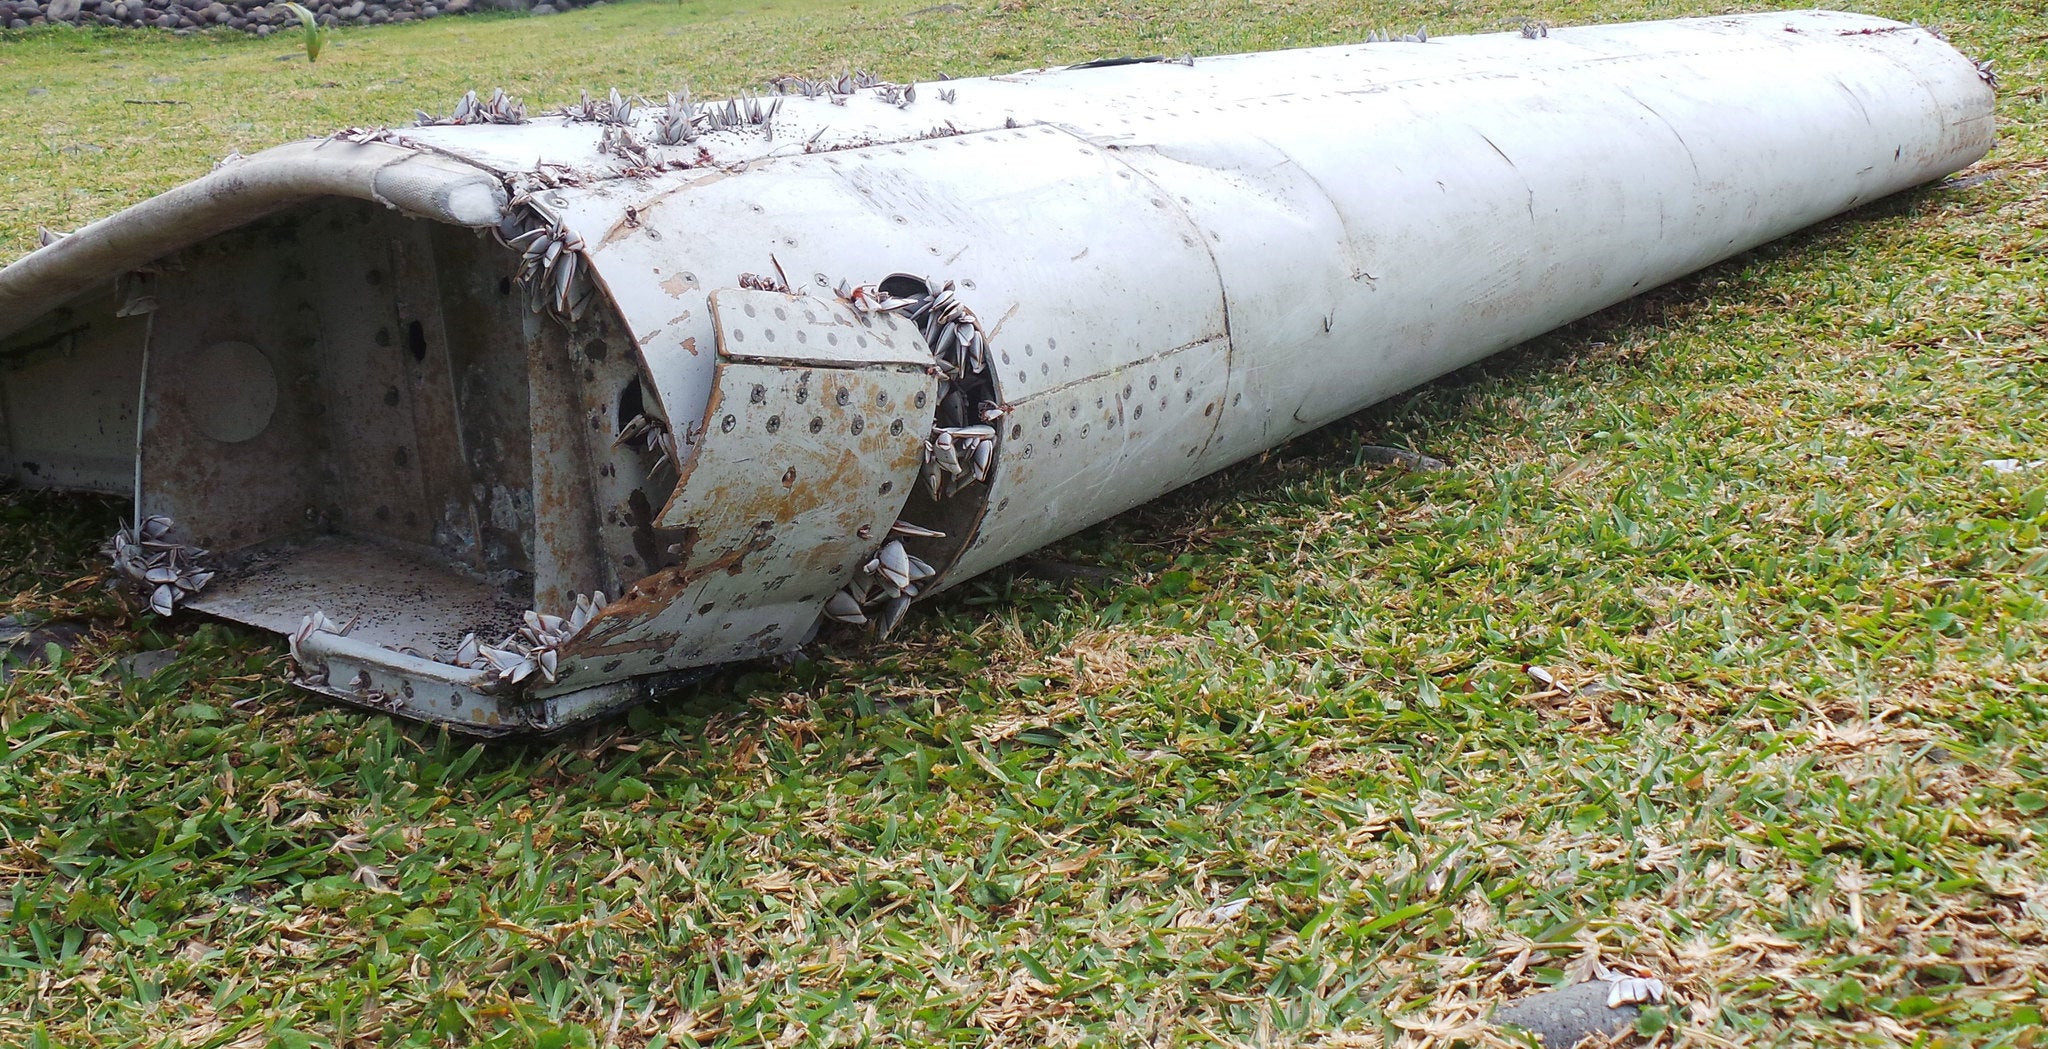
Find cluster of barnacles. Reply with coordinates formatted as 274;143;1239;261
1366;25;1431;43
568;87;784;167
821;273;1006;639
652;92;700;146
773;70;942;111
495;191;593;323
416;88;528;127
615;411;682;474
107;515;215;617
835;273;1002;499
563;87;639;125
320;126;408;147
825;522;942;637
444;591;609;688
288;592;609;693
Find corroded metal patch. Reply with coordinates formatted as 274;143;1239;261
538;290;935;695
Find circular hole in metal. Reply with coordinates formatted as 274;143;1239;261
810;417;824;434
850;417;865;435
721;415;737;433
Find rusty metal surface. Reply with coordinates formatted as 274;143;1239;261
539;290;934;696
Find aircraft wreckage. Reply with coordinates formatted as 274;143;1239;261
0;12;1994;733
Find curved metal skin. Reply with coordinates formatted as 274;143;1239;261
0;12;1994;734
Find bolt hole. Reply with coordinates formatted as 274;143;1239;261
617;377;646;432
406;321;427;363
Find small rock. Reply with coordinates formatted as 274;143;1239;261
28;86;49;96
1492;981;1642;1048
116;647;179;680
1356;443;1450;471
530;2;554;12
47;0;78;17
0;617;93;683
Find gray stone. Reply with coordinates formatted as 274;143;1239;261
116;648;179;680
47;0;79;18
28;86;48;95
1492;981;1641;1047
529;3;553;12
0;617;92;683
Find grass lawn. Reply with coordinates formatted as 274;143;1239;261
3;0;2046;1045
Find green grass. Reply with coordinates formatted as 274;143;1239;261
3;0;2047;1046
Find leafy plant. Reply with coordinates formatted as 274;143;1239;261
283;2;326;63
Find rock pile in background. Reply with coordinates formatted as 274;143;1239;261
2;0;596;33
